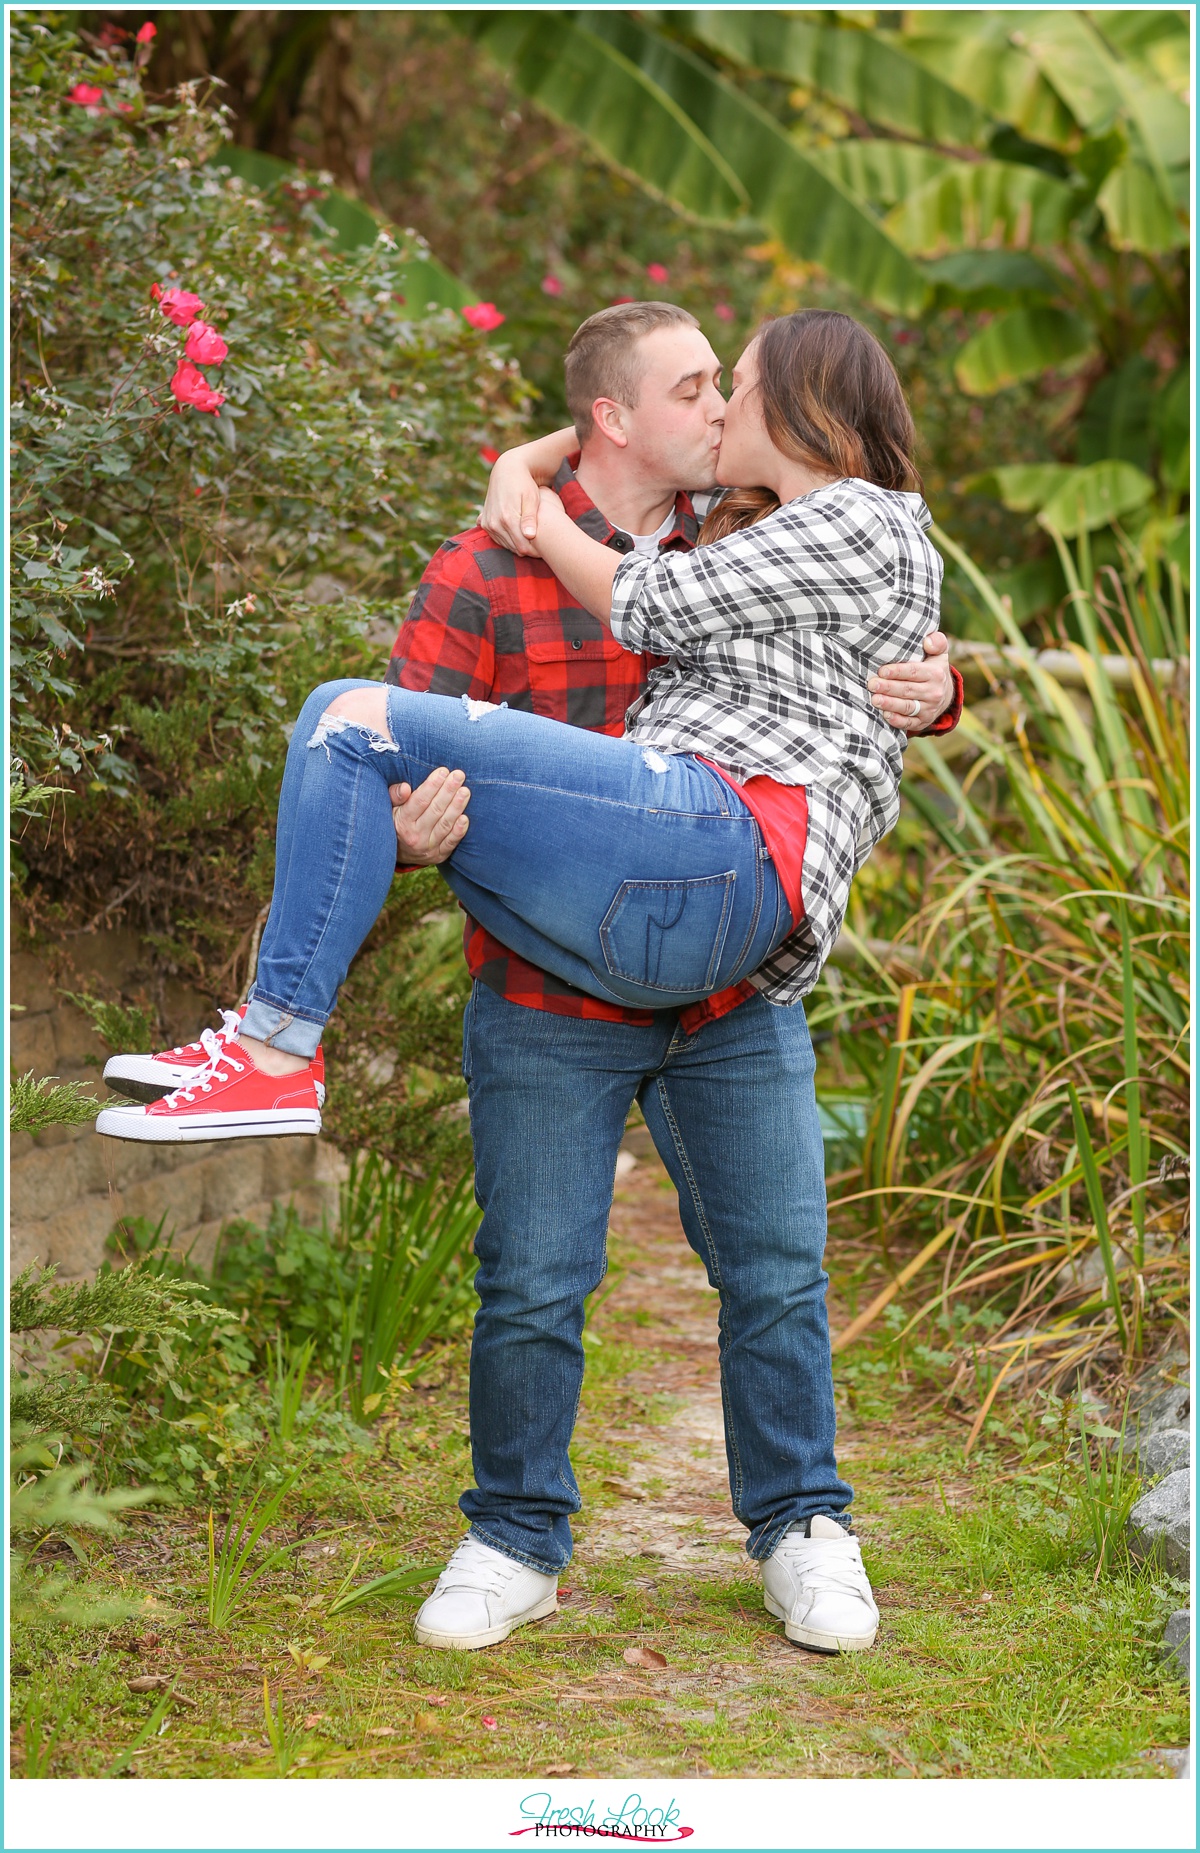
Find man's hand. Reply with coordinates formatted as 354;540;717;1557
868;631;955;734
391;767;470;867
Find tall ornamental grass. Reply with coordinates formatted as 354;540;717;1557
818;530;1189;1439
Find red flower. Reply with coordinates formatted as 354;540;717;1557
462;302;505;332
541;275;563;298
479;445;500;466
136;21;157;43
481;1715;498;1731
157;288;205;328
66;83;105;111
610;295;635;306
185;320;229;365
170;360;225;415
646;262;669;284
714;302;735;323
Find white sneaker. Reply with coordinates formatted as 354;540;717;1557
762;1514;880;1653
413;1536;558;1650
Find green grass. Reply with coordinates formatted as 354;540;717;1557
10;1256;1188;1781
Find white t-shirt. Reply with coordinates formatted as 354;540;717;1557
624;508;679;558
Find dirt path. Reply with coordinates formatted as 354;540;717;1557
575;1128;748;1569
576;1123;867;1571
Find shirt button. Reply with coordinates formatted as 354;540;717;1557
571;638;582;650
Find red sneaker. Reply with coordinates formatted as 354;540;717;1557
102;1007;325;1106
95;1046;323;1143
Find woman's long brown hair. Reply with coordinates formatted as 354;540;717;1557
699;310;920;544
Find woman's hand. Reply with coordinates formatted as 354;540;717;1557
481;455;542;556
527;487;620;622
868;631;955;734
480;427;578;555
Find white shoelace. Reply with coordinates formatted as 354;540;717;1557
163;1031;247;1108
436;1540;522;1595
775;1537;874;1602
164;1008;243;1060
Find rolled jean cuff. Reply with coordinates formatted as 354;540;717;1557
241;992;324;1060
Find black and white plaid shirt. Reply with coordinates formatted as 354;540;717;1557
608;478;943;1005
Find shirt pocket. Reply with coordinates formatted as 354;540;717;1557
525;631;645;731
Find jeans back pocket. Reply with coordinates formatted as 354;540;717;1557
600;873;737;995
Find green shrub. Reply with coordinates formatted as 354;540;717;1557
11;19;525;1161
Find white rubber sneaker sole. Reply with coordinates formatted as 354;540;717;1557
102;1054;202;1103
95;1105;322;1143
413;1591;558;1651
764;1591;877;1653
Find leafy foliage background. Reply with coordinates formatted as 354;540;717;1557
10;19;531;1164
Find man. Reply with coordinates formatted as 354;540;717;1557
385;303;961;1655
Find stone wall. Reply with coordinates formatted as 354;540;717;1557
11;931;345;1279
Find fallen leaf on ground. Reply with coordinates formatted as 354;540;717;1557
136;1633;160;1653
367;1725;397;1737
601;1477;646;1500
558;1587;573;1599
623;1647;667;1670
481;1714;498;1730
304;1713;328;1727
233;1663;262;1678
545;1762;575;1776
425;1696;447;1706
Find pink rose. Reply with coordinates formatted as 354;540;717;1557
541;275;563;298
170;360;225;415
646;262;669;284
461;302;505;332
157;287;205;327
66;83;105;111
185;320;229;365
136;22;157;43
714;302;735;323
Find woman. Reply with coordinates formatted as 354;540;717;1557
97;309;940;1144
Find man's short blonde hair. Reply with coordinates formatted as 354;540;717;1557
564;301;701;442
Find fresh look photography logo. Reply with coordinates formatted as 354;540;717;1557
511;1791;694;1842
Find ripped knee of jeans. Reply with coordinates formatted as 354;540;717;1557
306;711;398;757
640;746;670;773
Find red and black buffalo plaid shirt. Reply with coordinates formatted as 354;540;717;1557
387;459;963;1031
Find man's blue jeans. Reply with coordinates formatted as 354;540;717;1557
459;981;852;1573
243;680;789;1056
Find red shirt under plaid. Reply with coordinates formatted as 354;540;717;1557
387;460;962;1030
